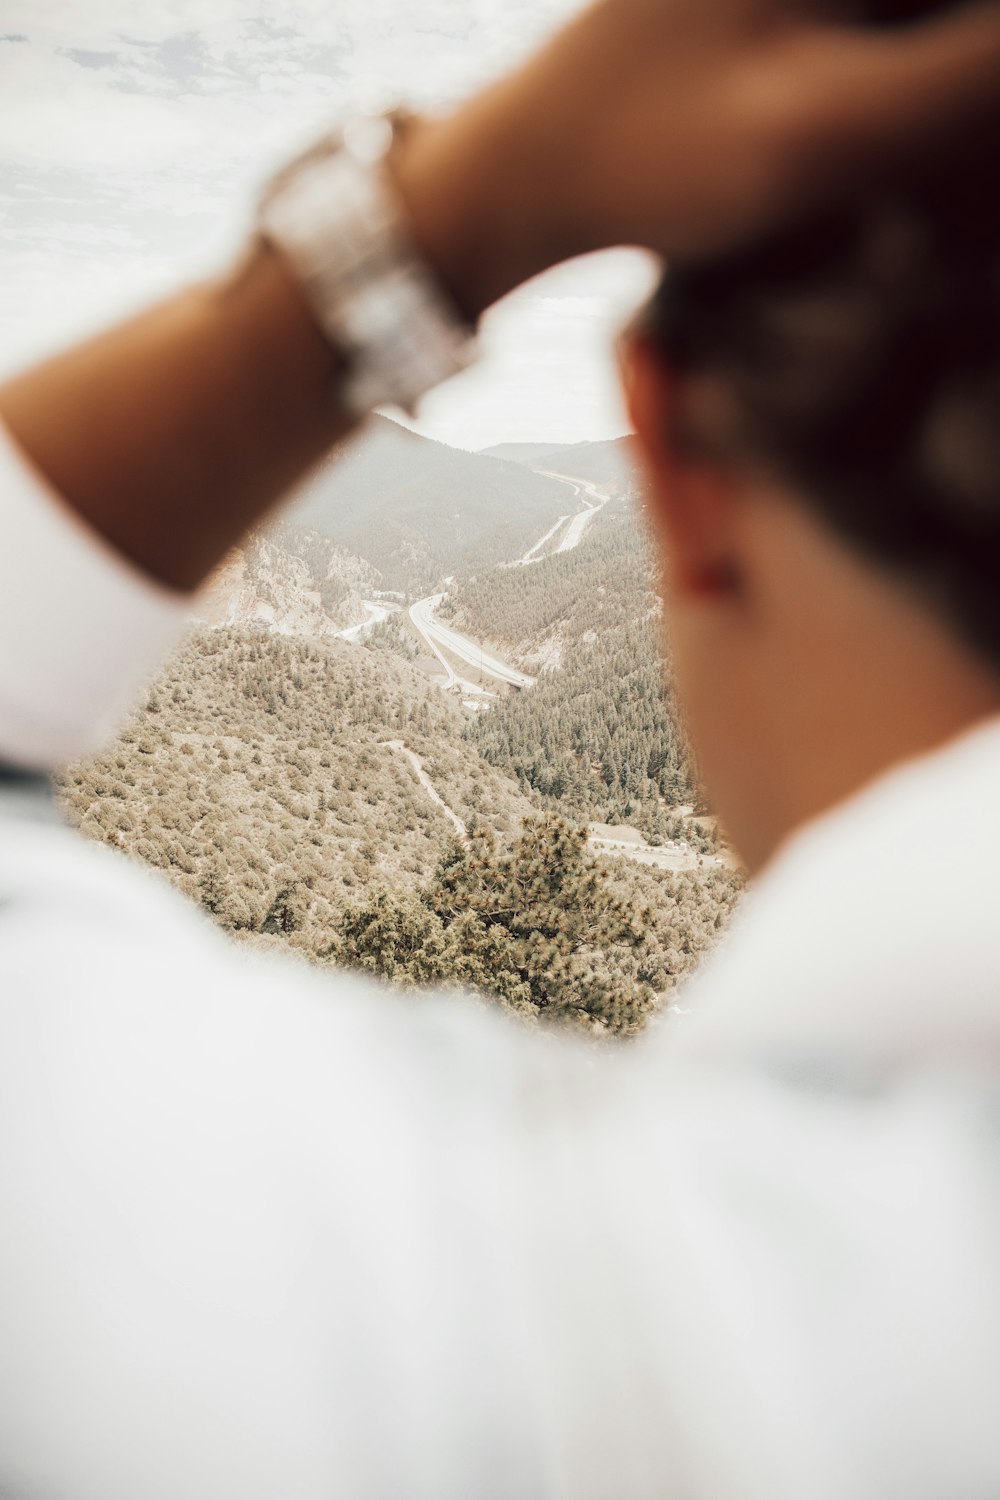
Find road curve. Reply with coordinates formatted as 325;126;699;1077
406;469;609;699
337;600;389;641
409;594;535;691
534;471;610;555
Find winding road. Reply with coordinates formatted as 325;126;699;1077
536;471;610;555
511;471;609;567
337;600;389;641
409;594;535;691
406;469;612;695
342;468;606;702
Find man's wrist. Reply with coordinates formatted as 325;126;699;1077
386;98;576;322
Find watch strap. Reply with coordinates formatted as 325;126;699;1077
258;115;477;418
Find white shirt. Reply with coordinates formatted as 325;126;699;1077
1;421;1000;1499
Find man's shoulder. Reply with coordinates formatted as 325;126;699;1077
676;715;1000;1059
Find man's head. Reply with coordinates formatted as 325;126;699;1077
623;102;1000;871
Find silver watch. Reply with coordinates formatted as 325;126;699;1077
258;111;477;418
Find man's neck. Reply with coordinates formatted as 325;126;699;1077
740;516;1000;874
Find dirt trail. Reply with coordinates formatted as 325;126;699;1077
384;741;468;841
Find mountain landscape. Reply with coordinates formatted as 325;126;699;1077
198;521;379;638
287;415;575;594
59;421;743;1035
483;435;641;493
448;498;704;843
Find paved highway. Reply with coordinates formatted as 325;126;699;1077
409;593;535;691
407;470;610;695
534;471;610;554
510;471;610;569
513;513;569;567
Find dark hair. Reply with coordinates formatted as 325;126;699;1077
648;16;1000;663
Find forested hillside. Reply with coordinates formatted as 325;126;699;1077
287;416;570;592
444;501;705;840
341;817;740;1035
443;499;655;656
474;625;697;839
484;435;640;493
58;629;528;954
52;413;745;1035
59;622;740;1033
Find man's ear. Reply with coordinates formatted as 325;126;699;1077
622;332;740;602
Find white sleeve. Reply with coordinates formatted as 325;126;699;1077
2;815;1000;1500
0;421;189;770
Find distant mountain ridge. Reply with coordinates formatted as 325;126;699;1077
285;416;572;593
481;442;564;466
482;436;640;494
200;427;643;642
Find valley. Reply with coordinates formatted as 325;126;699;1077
59;420;742;1034
536;471;610;554
409;594;535;693
339;600;391;641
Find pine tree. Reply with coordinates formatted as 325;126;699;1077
339;816;656;1035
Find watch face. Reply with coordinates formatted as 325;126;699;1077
259;117;475;420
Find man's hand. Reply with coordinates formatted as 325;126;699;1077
3;0;999;592
392;0;1000;315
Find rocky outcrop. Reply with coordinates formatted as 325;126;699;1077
198;523;380;639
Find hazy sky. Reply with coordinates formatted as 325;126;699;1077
0;1;657;450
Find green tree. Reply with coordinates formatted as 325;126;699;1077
338;888;452;986
339;816;656;1035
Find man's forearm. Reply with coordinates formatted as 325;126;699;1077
4;0;998;597
0;107;537;596
0;247;348;593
